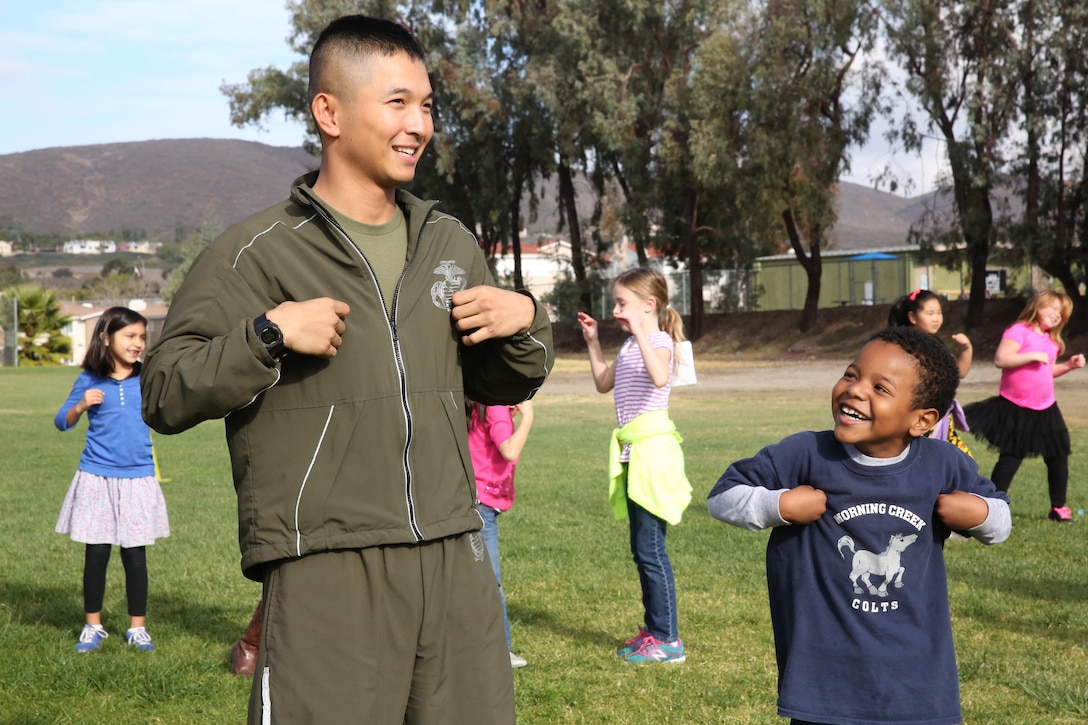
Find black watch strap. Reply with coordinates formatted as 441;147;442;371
254;313;286;360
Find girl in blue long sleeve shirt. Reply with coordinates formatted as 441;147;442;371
55;307;169;653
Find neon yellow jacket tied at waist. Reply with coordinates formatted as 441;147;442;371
609;409;692;525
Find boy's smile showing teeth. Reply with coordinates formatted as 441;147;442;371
838;404;868;422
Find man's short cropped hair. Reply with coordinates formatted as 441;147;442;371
308;15;427;104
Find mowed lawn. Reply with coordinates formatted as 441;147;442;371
0;365;1085;724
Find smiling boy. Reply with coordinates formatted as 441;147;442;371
708;326;1011;725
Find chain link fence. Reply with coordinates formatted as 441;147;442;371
573;268;756;322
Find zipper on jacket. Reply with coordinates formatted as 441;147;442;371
301;191;436;541
387;200;437;541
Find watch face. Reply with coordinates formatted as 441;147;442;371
260;325;281;345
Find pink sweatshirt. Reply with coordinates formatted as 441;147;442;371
999;321;1059;410
468;405;517;511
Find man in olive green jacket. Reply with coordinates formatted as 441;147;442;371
141;15;551;725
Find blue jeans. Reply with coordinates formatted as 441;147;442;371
479;505;512;649
627;498;678;642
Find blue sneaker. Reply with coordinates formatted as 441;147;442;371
616;626;651;658
624;636;685;664
75;624;108;652
125;626;155;652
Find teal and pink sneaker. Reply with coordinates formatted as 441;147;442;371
624;636;686;664
616;626;651;658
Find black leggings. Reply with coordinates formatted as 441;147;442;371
83;544;148;617
991;452;1069;508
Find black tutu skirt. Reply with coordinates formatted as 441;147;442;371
963;395;1070;459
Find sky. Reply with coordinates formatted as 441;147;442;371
0;1;947;197
1;1;309;154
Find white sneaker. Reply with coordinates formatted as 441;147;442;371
125;626;156;651
75;624;108;652
509;651;527;669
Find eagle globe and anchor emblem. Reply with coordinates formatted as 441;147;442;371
431;260;467;310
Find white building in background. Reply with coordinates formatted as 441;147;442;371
491;237;574;300
62;240;117;255
118;240;159;254
491;234;681;320
491;235;653;297
0;240;14;257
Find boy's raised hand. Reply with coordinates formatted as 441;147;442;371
779;484;827;524
935;490;988;532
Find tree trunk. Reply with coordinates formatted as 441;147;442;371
682;188;704;340
509;165;525;290
609;159;648;265
452;169;484;256
782;209;821;333
558;159;589;309
946;142;993;331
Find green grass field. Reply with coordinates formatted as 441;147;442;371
1;366;1085;724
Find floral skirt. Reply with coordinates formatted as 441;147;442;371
55;470;170;547
927;400;973;458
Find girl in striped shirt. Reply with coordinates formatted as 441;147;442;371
578;267;692;664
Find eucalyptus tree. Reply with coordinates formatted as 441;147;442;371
437;5;557;288
689;0;883;332
491;0;616;300
517;0;738;335
634;0;738;339
1008;0;1088;331
877;0;1021;330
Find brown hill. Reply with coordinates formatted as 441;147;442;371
0;139;933;248
0;139;318;239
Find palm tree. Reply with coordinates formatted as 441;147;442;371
8;284;72;365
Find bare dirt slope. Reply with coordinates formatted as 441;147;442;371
553;298;1029;364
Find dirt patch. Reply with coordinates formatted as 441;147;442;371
543;351;1088;422
553;298;1031;364
545;297;1088;421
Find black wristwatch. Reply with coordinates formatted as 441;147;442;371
254;313;286;360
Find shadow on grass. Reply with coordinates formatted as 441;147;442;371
949;564;1088;650
0;579;252;647
506;600;623;650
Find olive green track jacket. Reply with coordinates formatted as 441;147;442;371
142;173;553;580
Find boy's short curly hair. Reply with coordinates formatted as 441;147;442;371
869;327;960;413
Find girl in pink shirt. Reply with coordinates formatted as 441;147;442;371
467;398;534;668
964;290;1086;522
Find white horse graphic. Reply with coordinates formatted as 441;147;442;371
837;533;918;597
